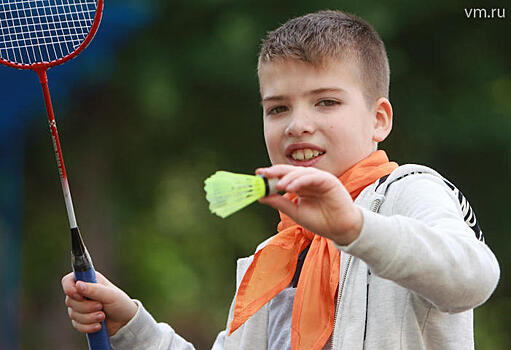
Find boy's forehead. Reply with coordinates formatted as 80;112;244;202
258;58;362;99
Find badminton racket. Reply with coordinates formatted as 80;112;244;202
0;1;109;349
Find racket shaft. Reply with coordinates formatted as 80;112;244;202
37;69;78;229
74;269;111;350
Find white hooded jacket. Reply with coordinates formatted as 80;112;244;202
110;164;500;350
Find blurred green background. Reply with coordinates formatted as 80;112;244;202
9;0;511;348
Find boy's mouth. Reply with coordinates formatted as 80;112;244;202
290;149;325;161
286;144;326;165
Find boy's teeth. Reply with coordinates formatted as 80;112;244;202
291;149;324;161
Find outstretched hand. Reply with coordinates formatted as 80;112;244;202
256;165;363;246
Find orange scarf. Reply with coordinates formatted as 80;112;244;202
229;150;398;350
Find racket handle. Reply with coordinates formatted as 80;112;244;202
74;268;112;350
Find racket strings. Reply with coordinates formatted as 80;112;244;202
0;0;97;65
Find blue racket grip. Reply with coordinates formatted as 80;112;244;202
74;268;111;350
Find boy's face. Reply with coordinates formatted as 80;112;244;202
259;58;383;177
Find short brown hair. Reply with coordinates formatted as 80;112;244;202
258;10;390;104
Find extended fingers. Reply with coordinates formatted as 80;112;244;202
277;169;320;191
257;165;319;191
285;174;325;193
256;164;300;179
258;195;298;218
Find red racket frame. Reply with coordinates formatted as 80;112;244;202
0;0;104;70
1;2;109;348
0;0;104;229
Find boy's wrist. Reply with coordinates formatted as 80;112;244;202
109;299;139;336
110;299;161;347
331;206;363;246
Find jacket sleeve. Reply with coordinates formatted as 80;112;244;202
109;255;259;349
110;299;226;350
338;173;500;313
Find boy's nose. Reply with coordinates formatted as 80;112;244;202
285;112;316;137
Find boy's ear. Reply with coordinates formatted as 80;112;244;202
373;97;393;143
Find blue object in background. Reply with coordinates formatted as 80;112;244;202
0;3;152;348
0;118;24;350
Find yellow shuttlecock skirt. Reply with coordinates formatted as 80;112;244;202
204;171;268;218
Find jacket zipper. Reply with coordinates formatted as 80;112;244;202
330;255;352;350
362;269;371;350
330;198;383;350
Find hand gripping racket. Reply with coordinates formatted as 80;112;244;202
0;1;109;349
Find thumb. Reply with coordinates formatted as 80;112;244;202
75;281;116;304
259;194;298;218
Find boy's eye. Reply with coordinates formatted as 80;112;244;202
316;99;340;107
267;106;289;115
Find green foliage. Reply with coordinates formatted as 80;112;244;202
475;298;511;349
19;0;509;349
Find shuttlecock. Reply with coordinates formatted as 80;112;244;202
204;171;278;218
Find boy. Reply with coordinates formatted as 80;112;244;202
61;10;500;349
